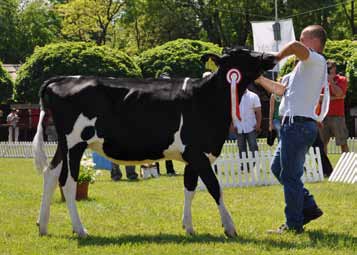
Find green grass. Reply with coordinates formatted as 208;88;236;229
0;156;356;255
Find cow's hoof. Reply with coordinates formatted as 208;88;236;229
38;227;48;236
73;228;88;238
185;228;195;236
224;229;237;238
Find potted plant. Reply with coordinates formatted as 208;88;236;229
60;155;96;201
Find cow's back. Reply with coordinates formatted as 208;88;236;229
42;76;186;162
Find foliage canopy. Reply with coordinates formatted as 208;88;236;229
14;42;141;103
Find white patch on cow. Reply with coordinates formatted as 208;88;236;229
182;77;190;91
218;191;237;237
66;114;103;150
182;188;195;235
163;116;186;162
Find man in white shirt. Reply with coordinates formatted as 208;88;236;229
254;25;328;234
7;109;20;142
233;88;262;159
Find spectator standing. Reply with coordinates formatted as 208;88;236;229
269;74;291;140
255;25;329;234
233;88;262;158
7;109;20;142
319;60;349;153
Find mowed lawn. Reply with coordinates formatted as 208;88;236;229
0;156;355;255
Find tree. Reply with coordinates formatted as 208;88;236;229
0;0;20;63
17;0;61;61
57;0;125;45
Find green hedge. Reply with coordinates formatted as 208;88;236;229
137;39;221;78
0;61;14;103
346;50;357;107
15;42;142;103
279;40;355;77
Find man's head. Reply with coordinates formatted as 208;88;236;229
327;60;337;76
300;25;327;53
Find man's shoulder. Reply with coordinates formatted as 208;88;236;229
303;49;326;65
246;90;259;97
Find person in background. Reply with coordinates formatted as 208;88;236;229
7;108;20;142
233;87;262;160
269;72;291;140
319;60;349;153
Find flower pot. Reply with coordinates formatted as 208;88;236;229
59;182;89;201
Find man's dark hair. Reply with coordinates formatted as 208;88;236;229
304;25;327;47
327;59;336;74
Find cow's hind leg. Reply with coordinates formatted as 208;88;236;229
61;142;88;237
183;148;237;237
38;145;62;236
182;164;198;235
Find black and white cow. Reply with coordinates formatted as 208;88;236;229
33;47;277;238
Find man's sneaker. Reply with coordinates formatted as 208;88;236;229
127;172;138;180
167;171;177;176
303;207;323;225
111;168;123;181
267;224;304;234
150;167;159;178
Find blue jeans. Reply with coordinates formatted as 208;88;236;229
237;130;258;156
271;120;318;229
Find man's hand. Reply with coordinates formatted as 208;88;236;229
269;121;273;132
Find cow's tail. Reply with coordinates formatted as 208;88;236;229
33;108;48;174
33;78;56;174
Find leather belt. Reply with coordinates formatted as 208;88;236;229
283;116;315;124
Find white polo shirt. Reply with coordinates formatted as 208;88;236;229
234;90;261;134
279;50;327;120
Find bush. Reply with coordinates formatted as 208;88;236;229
346;50;357;107
0;61;14;103
14;42;142;103
324;40;355;73
279;40;355;78
137;39;221;78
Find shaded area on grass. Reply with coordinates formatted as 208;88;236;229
76;231;356;250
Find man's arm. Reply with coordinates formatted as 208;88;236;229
269;95;275;131
255;107;262;133
254;76;286;96
275;41;310;61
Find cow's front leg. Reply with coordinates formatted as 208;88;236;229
62;143;88;237
182;164;198;235
183;148;237;237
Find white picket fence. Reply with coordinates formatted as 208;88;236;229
253;137;357;154
198;147;324;190
328;152;356;184
0;137;355;158
0;142;92;158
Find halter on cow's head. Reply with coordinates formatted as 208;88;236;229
202;47;277;86
201;47;277;122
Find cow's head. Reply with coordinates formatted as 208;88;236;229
202;47;277;87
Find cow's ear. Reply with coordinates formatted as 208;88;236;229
261;52;278;70
201;53;221;67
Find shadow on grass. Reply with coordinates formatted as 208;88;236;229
75;230;356;250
